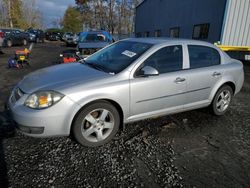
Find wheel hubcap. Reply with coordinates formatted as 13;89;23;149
81;108;114;143
216;90;231;112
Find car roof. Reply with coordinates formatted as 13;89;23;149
124;37;215;47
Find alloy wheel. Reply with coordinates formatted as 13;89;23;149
81;108;115;143
216;90;231;113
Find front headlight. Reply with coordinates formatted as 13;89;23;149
24;91;64;109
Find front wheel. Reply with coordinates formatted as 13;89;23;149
72;101;120;147
211;85;233;116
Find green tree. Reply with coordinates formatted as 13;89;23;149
10;0;27;28
62;6;82;32
2;0;28;28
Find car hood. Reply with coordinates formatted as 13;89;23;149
19;63;110;94
78;42;109;49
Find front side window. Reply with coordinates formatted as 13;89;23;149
188;45;221;69
192;23;210;39
85;41;152;74
141;45;183;74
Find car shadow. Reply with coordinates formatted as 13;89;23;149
0;110;16;188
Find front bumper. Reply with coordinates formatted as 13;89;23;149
8;91;80;137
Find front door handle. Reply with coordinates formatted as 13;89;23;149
212;72;221;77
175;77;186;84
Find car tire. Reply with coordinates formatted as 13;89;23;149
7;40;12;47
23;39;27;46
211;85;233;116
72;100;120;147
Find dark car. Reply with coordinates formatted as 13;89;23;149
45;32;62;41
26;29;45;43
1;28;29;47
77;30;114;57
0;29;4;51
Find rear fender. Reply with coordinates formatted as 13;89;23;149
208;76;236;101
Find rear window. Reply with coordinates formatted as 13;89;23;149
188;45;221;69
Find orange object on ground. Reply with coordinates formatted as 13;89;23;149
15;48;30;55
63;57;77;63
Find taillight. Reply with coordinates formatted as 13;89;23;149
0;31;5;38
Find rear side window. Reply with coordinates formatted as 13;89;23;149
143;45;183;74
188;45;221;69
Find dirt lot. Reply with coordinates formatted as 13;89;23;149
0;42;249;187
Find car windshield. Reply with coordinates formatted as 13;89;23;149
79;32;110;43
85;41;152;74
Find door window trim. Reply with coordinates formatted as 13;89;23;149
186;44;221;70
133;44;185;78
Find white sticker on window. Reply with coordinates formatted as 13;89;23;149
122;50;137;58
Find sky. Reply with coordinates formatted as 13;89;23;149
36;0;75;28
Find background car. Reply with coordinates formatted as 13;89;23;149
26;29;45;43
77;30;114;57
45;32;62;41
8;38;244;147
1;28;29;47
0;29;4;52
62;32;73;41
65;33;79;47
59;49;81;63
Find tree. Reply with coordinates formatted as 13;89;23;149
75;0;143;36
9;0;27;28
22;0;43;29
0;0;43;29
62;6;82;32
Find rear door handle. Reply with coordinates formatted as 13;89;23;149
175;77;186;84
212;72;221;77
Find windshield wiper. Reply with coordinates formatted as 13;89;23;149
84;62;108;73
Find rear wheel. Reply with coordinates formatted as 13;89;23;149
72;101;120;147
211;85;233;116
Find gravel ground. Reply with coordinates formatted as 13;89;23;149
0;42;249;187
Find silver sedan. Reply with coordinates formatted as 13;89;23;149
8;38;244;147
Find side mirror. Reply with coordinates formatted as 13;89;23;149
138;66;159;77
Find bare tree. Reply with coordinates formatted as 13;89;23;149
22;0;43;28
75;0;143;36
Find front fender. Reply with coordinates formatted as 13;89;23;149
67;83;130;127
